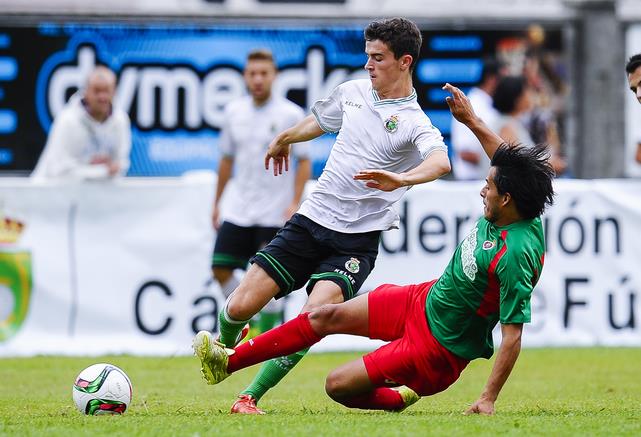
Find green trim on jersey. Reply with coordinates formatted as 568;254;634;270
372;89;417;106
310;272;355;300
212;253;247;268
426;217;545;361
255;252;295;294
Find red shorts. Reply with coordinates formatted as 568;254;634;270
363;281;469;396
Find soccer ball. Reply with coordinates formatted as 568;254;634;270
72;363;133;415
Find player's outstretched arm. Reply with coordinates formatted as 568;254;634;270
265;115;324;176
354;150;450;192
466;323;523;416
443;83;504;160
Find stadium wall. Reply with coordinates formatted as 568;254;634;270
1;178;640;357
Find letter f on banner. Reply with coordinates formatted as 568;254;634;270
0;252;33;342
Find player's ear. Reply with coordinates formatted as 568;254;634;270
500;192;511;208
400;54;413;72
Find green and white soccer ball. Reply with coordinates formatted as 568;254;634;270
72;363;133;415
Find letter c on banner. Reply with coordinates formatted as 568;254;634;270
134;280;173;335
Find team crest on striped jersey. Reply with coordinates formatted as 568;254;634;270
384;115;399;133
345;257;360;274
482;240;496;250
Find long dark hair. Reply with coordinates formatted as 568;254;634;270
491;143;555;219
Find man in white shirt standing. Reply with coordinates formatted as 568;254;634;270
32;66;131;180
194;17;451;415
450;59;502;180
211;49;311;343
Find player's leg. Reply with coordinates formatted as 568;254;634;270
234;227;379;413
234;280;346;413
211;221;259;346
323;282;428;411
217;264;279;347
247;226;285;339
211;221;251;299
254;296;285;334
324;357;416;411
224;290;371;374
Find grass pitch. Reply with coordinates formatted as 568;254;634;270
1;348;640;436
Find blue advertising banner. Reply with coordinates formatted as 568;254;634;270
0;23;562;176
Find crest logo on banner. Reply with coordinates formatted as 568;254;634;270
0;215;32;343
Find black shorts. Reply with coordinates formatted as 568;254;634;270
250;213;380;301
212;221;280;270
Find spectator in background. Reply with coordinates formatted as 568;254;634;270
493;75;566;176
450;58;503;180
522;24;569;176
625;54;641;164
210;48;311;396
31;66;131;180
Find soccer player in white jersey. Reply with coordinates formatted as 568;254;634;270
194;17;451;415
211;49;311;338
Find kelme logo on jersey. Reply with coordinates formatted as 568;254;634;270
345;257;360;274
482;240;496;250
384;115;399;133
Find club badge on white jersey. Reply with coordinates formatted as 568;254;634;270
384;115;399;133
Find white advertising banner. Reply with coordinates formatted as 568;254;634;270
0;177;640;357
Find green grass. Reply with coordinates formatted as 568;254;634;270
1;348;640;436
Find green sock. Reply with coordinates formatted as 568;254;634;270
241;348;310;402
256;310;283;334
218;306;250;347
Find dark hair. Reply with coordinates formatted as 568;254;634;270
493;76;527;114
364;17;422;72
247;49;275;65
480;58;502;83
625;54;641;74
491;143;555;219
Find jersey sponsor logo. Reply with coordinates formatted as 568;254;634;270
384;114;399;133
344;257;361;274
461;226;478;281
482;240;496;250
344;100;362;109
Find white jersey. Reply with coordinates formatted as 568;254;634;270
450;87;498;180
32;93;131;180
220;95;310;228
299;79;447;233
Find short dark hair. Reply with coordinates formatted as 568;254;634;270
247;49;275;64
491;143;555;219
364;17;422;72
493;76;527;114
625;54;641;74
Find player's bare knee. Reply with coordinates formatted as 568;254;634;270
308;304;342;336
226;292;257;321
324;370;350;400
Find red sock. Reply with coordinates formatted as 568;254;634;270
338;388;405;411
227;312;322;373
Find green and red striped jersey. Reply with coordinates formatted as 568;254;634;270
425;216;545;360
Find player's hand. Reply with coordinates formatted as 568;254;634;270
265;136;291;176
443;83;479;126
354;169;405;192
464;398;495;416
212;205;221;230
107;162;120;176
283;202;298;221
